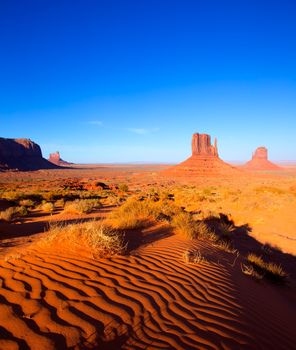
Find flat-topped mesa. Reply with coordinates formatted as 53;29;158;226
0;138;59;171
243;146;280;171
252;146;268;160
191;133;218;157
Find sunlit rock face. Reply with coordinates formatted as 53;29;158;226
163;132;238;177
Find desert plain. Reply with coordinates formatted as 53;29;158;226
0;160;296;350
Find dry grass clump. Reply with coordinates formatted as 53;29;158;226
0;206;28;222
108;198;155;229
63;199;102;215
213;240;237;254
241;263;264;280
195;221;218;241
183;249;205;264
41;202;55;213
172;212;197;239
0;207;15;222
39;220;126;257
245;253;287;283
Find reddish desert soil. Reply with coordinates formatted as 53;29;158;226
0;164;296;350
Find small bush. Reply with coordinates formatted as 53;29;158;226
0;206;28;222
172;212;197;239
0;207;15;222
195;221;218;241
16;206;28;217
118;183;129;192
41;202;55;213
63;199;102;215
108;199;153;229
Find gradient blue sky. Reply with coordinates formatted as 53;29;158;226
1;0;296;163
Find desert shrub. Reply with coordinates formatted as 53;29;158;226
118;183;129;192
40;221;126;257
183;249;204;264
172;212;197;239
195;221;217;241
63;199;102;215
246;253;287;282
16;206;28;217
108;198;154;229
0;206;28;222
41;202;55;213
0;207;15;222
19;199;35;207
1;191;22;201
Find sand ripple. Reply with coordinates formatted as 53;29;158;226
0;235;295;349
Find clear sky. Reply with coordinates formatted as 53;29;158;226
1;0;296;163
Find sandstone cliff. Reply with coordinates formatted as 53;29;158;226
0;138;59;171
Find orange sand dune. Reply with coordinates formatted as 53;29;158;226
0;230;295;350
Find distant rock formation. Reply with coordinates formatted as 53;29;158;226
192;133;218;157
48;151;73;166
163;133;238;177
0;138;59;171
243;146;280;170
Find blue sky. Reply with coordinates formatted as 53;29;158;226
1;0;296;163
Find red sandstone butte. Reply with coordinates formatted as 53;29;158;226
243;146;281;170
163;133;238;177
48;151;73;166
0;138;59;171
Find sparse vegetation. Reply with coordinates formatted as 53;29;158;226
63;199;102;214
41;202;55;213
40;220;126;257
245;253;287;282
108;198;154;229
172;212;197;239
0;206;28;222
118;183;129;192
183;249;205;264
